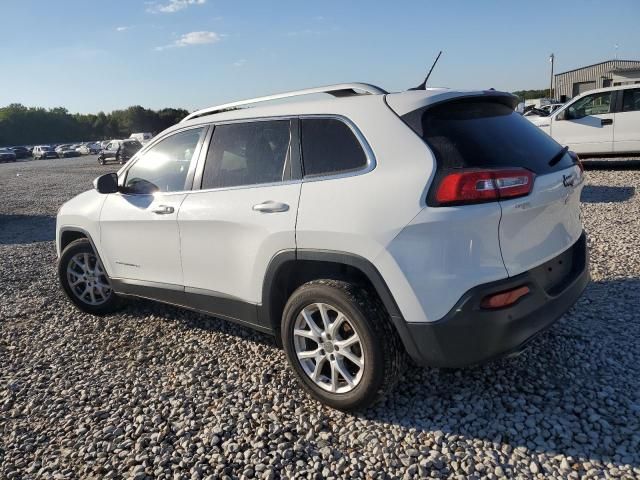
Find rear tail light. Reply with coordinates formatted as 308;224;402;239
435;168;535;206
480;285;530;309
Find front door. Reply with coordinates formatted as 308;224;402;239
99;126;206;287
551;90;614;154
178;119;300;325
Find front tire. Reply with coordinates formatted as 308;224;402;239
58;239;123;315
282;280;406;411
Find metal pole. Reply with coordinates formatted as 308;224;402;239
549;53;554;99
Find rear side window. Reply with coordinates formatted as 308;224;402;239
403;100;574;174
301;118;367;176
202;120;291;189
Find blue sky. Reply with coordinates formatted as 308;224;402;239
1;0;639;113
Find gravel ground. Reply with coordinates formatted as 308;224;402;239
1;156;639;479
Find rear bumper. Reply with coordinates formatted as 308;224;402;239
400;232;589;368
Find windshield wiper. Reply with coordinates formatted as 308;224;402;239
548;145;569;167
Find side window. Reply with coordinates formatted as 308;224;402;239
622;88;640;112
124;127;204;194
300;118;367;176
201;120;290;189
568;92;612;118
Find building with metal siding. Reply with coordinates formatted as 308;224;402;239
554;59;640;100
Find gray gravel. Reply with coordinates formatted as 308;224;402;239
1;155;640;479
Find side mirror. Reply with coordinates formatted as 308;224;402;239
93;172;119;194
556;109;567;121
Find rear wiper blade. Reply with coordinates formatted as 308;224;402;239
548;145;569;167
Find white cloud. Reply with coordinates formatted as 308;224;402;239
116;26;130;32
156;31;220;51
148;0;206;13
233;59;246;67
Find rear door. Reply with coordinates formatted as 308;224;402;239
614;87;640;153
550;90;614;154
178;119;300;323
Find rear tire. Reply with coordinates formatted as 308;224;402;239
281;279;406;411
58;239;123;315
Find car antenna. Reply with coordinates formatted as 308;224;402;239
409;51;443;90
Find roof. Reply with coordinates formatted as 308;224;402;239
178;84;518;129
555;59;640;77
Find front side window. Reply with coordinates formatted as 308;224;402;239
202;120;290;189
568;92;612;118
124;127;204;194
300;118;367;176
622;88;640;112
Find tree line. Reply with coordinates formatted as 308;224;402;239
0;104;189;147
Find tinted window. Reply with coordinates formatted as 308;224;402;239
202;121;290;189
124;127;204;194
622;88;640;112
568;91;612;117
301;118;367;176
404;100;573;175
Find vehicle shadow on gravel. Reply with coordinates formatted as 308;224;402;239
116;279;639;470
0;214;55;245
358;277;640;470
581;185;635;203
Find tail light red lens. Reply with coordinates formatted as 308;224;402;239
435;168;535;206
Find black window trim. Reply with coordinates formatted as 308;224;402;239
298;114;376;182
118;124;209;196
191;116;303;193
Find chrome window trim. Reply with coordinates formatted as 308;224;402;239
189;179;303;195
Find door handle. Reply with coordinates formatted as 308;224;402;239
252;201;289;213
601;118;613;126
152;205;175;215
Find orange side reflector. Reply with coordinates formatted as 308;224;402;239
480;285;530;309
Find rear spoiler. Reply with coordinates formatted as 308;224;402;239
390;90;519;138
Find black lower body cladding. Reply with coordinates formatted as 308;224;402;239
400;232;589;368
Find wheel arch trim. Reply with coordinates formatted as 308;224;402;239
261;249;417;354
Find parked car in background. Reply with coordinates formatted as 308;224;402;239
98;139;143;165
55;145;81;158
0;148;17;162
78;143;101;155
56;82;589;409
9;146;31;159
129;132;153;144
531;85;640;154
33;145;58;159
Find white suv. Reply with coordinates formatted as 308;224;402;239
56;83;589;410
530;84;640;154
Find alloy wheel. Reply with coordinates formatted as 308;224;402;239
293;303;365;393
66;252;112;306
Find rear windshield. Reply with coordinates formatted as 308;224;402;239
403;100;574;174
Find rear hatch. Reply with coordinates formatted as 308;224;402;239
396;93;584;277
